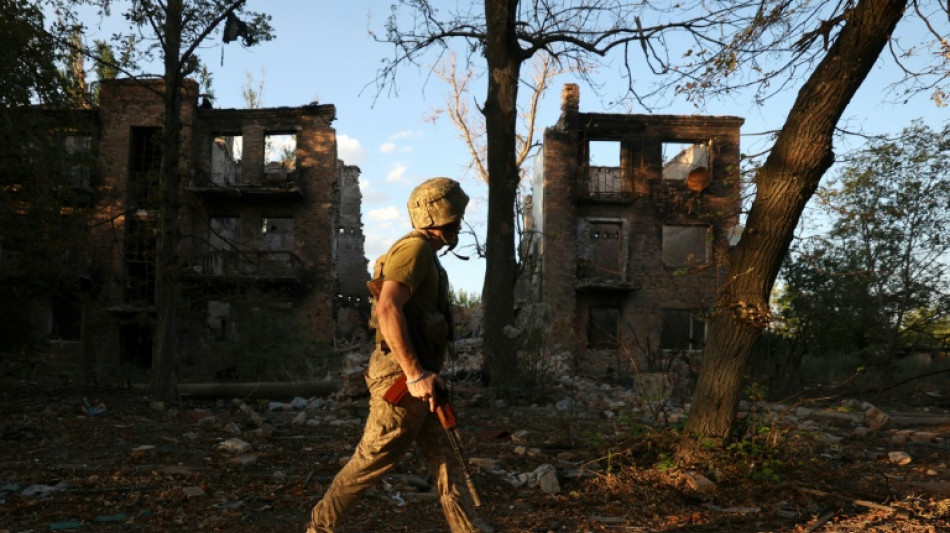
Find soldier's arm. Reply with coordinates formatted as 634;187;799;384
376;279;441;409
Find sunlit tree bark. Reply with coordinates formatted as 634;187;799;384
680;0;909;452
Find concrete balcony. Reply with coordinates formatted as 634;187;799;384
575;262;638;292
186;172;303;202
183;250;305;283
577;166;634;203
575;276;639;292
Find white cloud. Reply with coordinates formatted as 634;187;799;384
367;206;401;222
362;189;389;204
386;163;407;183
364;233;397;263
389;130;415;140
337;134;367;165
379;142;396;154
358;177;389;205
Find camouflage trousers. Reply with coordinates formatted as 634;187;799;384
306;347;490;533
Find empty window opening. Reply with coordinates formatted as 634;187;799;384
210;217;240;249
588;306;620;349
661;309;706;351
589;140;620;167
207;300;238;341
124;217;157;304
211;134;242;185
264;133;296;179
261;216;294;250
50;292;82;341
119;321;152;368
207;216;240;275
129;127;162;208
582;221;623;279
662;225;711;267
587;140;626;196
64;135;93;188
662;141;709;181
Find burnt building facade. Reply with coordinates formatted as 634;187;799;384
6;78;368;378
521;84;743;378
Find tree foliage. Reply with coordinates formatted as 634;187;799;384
0;0;65;107
781;121;950;364
50;0;273;81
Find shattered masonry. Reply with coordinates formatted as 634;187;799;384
518;84;743;383
15;78;369;377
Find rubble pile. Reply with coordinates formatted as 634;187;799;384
0;373;947;532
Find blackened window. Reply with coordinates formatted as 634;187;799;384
662;225;711;267
129;127;162;208
660;309;706;351
588;306;620;349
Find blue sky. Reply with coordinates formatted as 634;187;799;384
70;1;947;296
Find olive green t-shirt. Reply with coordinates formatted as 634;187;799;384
374;232;441;342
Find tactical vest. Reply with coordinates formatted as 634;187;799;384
366;232;454;352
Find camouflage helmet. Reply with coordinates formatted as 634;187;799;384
407;177;469;229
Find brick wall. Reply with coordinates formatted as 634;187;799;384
77;78;359;377
533;84;743;377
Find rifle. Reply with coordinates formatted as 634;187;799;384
383;374;483;507
369;273;480;505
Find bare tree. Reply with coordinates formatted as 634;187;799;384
376;0;703;390
428;51;561;260
429;51;557;186
242;66;265;109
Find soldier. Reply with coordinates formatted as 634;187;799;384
306;177;491;533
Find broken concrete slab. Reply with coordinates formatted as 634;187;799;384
183;485;205;498
888;451;912;465
217;438;252;454
684;471;716;495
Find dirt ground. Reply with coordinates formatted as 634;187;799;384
1;373;948;533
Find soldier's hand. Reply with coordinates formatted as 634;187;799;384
407;371;444;412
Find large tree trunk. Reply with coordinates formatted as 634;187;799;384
681;0;907;450
150;0;184;402
481;0;524;390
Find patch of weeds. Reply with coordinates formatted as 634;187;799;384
605;449;618;474
669;416;687;432
656;453;676;472
581;429;608;449
719;383;801;483
616;417;653;440
726;433;790;483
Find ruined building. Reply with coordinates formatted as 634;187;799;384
520;84;743;379
3;78;368;378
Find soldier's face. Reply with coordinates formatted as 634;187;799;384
434;218;463;248
447;217;463;242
